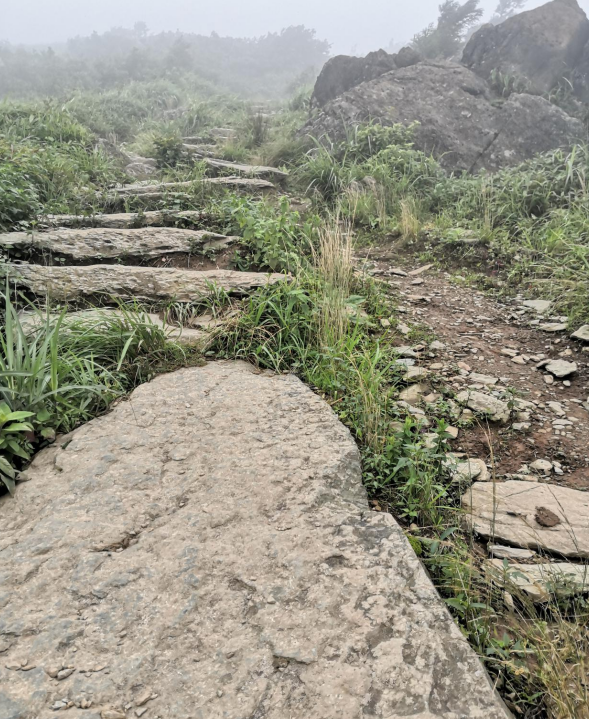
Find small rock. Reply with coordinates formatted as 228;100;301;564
389;267;408;277
544;374;554;385
501;348;519;357
429;340;446;352
455;390;510;423
394;345;418;358
487;559;589;603
403;367;430;382
545;359;578;379
571;325;589;343
512;422;531;431
136;710;148;718
452;458;489;483
411;278;424;286
408;264;433;276
535;506;561;528
529;459;552;474
57;667;75;680
469;373;499;386
102;710;126;719
398;384;428;405
511;356;527;365
135;689;154;707
547;401;566;417
489;545;535;560
45;666;61;678
539;322;568;332
445;426;459;439
522;299;552;313
380;318;391;328
397;322;411;336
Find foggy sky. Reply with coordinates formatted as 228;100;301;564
3;0;589;55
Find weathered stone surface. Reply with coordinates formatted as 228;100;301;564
462;480;589;557
109;177;275;200
19;308;206;346
522;299;552;313
40;210;208;230
545;359;578;378
303;62;584;172
463;0;589;95
452;458;489;483
456;389;511;422
572;325;589;342
203;158;288;181
0;362;509;718
311;49;398;108
4;264;286;302
0;228;237;262
486;559;589;602
489;545;535;560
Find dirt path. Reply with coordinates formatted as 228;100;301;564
364;247;589;490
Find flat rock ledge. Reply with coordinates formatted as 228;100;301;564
0;362;509;719
3;264;286;302
462;480;589;558
0;228;237;262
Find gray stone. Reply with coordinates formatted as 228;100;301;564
529;459;553;474
488;545;535;560
3;264;286;303
469;372;499;386
486;559;589;602
462;480;589;558
108;177;275;201
545;359;578;378
521;299;552;314
456;390;510;423
452;458;489;483
463;0;589;95
303;61;584;173
0;362;509;718
40;210;209;230
0;228;237;262
203;158;288;181
539;322;568;332
572;325;589;342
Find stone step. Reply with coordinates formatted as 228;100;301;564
0;228;237;262
108;176;274;202
203;158;288;181
0;361;510;719
19;308;208;346
4;264;286;302
39;210;209;230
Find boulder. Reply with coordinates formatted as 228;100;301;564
463;0;589;95
303;62;584;173
40;210;208;230
0;362;510;719
3;264;286;302
0;228;237;262
462;480;589;557
311;49;398;108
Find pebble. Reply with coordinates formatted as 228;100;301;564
530;459;553;474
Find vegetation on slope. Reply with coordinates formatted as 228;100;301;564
0;71;588;718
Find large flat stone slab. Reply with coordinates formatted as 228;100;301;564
4;264;285;302
462;480;589;558
204;158;288;181
109;177;274;200
0;362;509;719
0;228;237;262
40;210;208;230
486;559;589;602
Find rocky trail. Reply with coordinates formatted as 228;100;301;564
363;246;589;596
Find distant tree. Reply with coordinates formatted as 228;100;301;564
490;0;527;24
412;0;484;59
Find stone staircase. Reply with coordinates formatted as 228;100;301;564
0;172;287;344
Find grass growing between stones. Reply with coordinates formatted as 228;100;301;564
0;290;192;494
